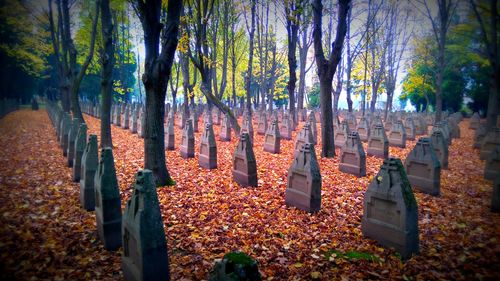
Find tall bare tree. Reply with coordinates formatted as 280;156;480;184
285;0;303;126
99;0;114;148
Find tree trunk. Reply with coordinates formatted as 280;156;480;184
286;0;300;127
245;0;256;115
100;0;114;148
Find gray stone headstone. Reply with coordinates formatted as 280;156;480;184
67;118;81;166
308;112;317;145
367;124;389;159
339;132;366;177
139;109;145;138
484;146;500;181
257;112;267;135
357;117;370;142
199;123;217;169
180;119;195;159
122;104;130;129
404;118;416;141
480;127;500;160
335;120;350;148
73;123;87;182
430;130;449;169
362;158;419;260
473;124;486;149
286;143;321;213
241;112;254;144
94;147;122;251
80;134;98;211
232;133;257;187
122;170;170;281
130;105;138;134
388;120;406;148
164;115;175;151
469;112;480;130
263;119;280;154
294;123;314;159
60;114;71;154
219;113;231;141
405;137;441;196
280;113;293;140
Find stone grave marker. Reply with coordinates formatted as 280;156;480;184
116;104;122;127
80;134;98;211
122;104;130;129
388;120;406;148
199;123;217;169
67;118;81;166
294;123;314;159
339;132;366;177
405;137;441;196
122;170;170;281
335;120;350;148
480;127;500;160
219;113;231;141
484;146;500;181
73;123;87;182
430;130;449;169
180;119;195;159
191;110;199;133
308;113;317;144
61;114;71;156
164;115;175;150
357;117;370;142
469;112;480;130
263;119;280;154
232;133;258;187
94;147;122;250
130;105;138;134
473;124;486;149
367;124;389;159
139;109;145;138
404;118;416;141
241;112;254;144
346;113;357;132
280;113;293;140
285;143;322;213
362;158;419;260
257;112;267;135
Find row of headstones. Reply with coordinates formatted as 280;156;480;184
49;101;258;280
469;112;500;212
0;98;19;119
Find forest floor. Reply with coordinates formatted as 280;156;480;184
0;108;499;280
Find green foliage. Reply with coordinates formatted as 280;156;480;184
307;82;320;109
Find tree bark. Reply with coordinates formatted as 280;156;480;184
100;0;113;148
245;0;256;115
286;0;301;127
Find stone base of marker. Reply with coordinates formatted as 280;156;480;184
286;143;321;213
208;252;261;281
405;138;441;196
484;147;500;181
335;121;350;148
122;170;170;281
180;119;195;159
362;158;419;260
80;135;98;211
367;124;389;159
232;133;258;187
263;120;280;154
164;118;175;151
199;124;217;169
339;132;366;177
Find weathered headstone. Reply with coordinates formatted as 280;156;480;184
122;104;130;129
335;120;350;148
219;113;231;141
208;252;261;281
67;118;81;167
60;114;71;155
285;143;322;213
473;124;486;149
73;123;87;182
263;119;280;154
180;119;195;159
300;108;307;122
362;158;419;260
116;104;122;127
404;118;416;141
139;109;146;138
164;115;175;150
367;124;389;159
31;98;38;110
469;112;480;130
430;130;449;169
492;174;500;213
357;117;370;142
257;112;267;135
484;146;500;181
294;123;315;159
480;127;500;160
280;114;293;140
94;147;122;250
405;137;441;196
388;120;406;148
122;170;170;281
80;134;98;211
308;112;318;144
339;132;366;177
447;118;460;139
191;110;199;133
199;123;217;169
241;112;254;144
346;113;357;132
130;105;138;134
232;133;257;187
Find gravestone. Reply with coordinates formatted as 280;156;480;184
61;114;71;156
294;123;315;159
214;108;221;125
367;124;389;159
257;112;267;135
164;115;175;150
484;146;500;181
122;170;170;281
480;127;500;160
139;109;146;138
447;118;460;139
31;98;38;110
122;104;130;129
469;112;480;130
280;114;293;140
241;112;254;144
430;130;449;169
308;112;317;144
388;121;406;148
80;135;98;211
199;123;217;169
339;132;366;177
335;120;350;148
263;119;280;154
404;118;416;141
219;114;231;141
492;174;500;213
285;143;322;213
431;123;450;147
67;118;81;167
232;133;258;187
130;106;138;134
405;137;441;196
116;104;122;127
94;147;122;250
73;123;87;182
208;252;261;281
473;124;486;149
300;108;307;122
346;114;357;132
357;117;370;142
180;119;195;159
361;158;419;260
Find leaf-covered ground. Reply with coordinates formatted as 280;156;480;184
0;108;498;280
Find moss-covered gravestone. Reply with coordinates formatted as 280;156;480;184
334;120;350;148
405;137;441;196
357;117;370;142
208;252;261;281
362;158;419;260
73;123;87;182
94;147;122;251
257;112;267;135
199;123;217;169
388;120;406;148
367;124;389;159
80;134;98;211
220;113;231;142
232;133;258;187
286;143;322;213
67;118;81;167
122;170;170;281
339;132;366;177
180;119;195;159
294;123;314;159
430;130;449;169
164;115;175;151
263;119;280;154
